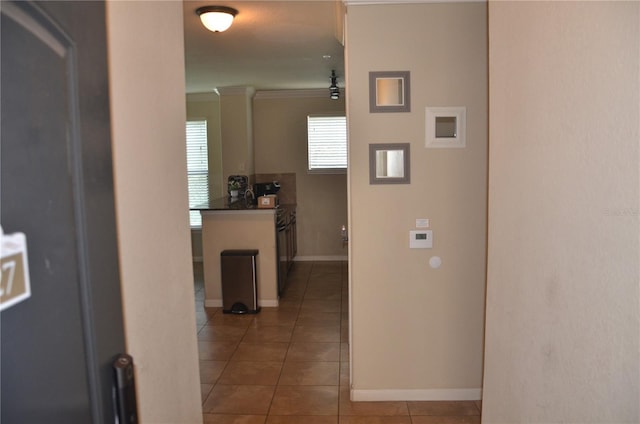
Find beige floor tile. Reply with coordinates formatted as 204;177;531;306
199;340;239;361
407;401;480;416
196;310;211;326
266;416;337;424
307;283;342;294
269;386;339;416
277;300;303;309
308;275;342;285
281;295;305;304
296;311;342;326
340;325;349;342
201;384;213;402
310;267;343;277
339;417;411;424
307;280;342;290
205;307;223;317
339;389;409;416
279;361;339;386
203;414;267;424
284;276;309;286
300;300;342;313
285;342;341;362
217;361;283;386
252;310;298;327
231;342;289;362
410;417;481;424
207;313;255;328
198;325;248;342
196;261;353;422
277;299;303;310
242;325;293;343
304;288;343;301
203;385;276;414
339;362;350;387
292;325;341;343
340;343;349;363
199;360;228;384
284;284;307;293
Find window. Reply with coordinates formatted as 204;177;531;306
186;120;208;227
307;114;347;173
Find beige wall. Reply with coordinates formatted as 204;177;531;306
253;91;348;259
346;2;487;400
219;87;255;179
106;2;203;423
484;2;639;422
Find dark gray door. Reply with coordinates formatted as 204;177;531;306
1;1;126;423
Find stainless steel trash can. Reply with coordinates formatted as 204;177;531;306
220;249;260;314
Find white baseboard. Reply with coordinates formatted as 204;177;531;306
350;388;482;402
204;299;279;308
294;255;348;262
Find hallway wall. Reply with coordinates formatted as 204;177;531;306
346;1;488;399
107;1;203;422
483;2;640;422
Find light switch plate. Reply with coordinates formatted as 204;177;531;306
416;218;430;228
409;230;433;248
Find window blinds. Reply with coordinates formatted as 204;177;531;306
307;115;347;173
186;120;208;227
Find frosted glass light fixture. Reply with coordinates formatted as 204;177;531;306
196;6;238;33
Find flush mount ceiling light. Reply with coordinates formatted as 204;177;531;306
329;70;339;100
196;6;238;33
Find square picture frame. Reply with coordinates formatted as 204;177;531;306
369;143;411;184
425;106;466;148
369;71;411;113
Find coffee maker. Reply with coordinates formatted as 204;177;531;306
254;181;280;198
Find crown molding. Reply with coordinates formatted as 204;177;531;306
214;86;256;97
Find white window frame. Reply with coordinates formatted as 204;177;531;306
307;114;347;174
186;120;209;228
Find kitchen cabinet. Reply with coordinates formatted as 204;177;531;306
194;197;296;307
195;198;280;308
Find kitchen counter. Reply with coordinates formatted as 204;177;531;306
192;197;296;222
193;197;296;309
192;196;259;211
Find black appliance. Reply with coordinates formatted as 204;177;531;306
254;181;280;198
276;210;287;295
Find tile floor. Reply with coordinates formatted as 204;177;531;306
194;261;481;424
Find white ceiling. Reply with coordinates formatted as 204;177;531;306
183;0;345;93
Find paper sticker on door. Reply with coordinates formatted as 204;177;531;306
1;227;31;311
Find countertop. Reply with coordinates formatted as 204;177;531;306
192;197;296;215
192;196;260;211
